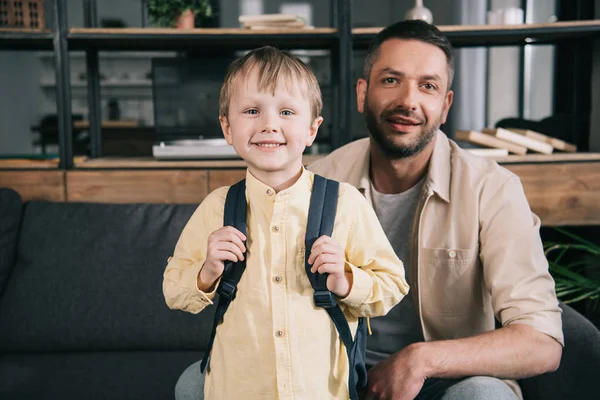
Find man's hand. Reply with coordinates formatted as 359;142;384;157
308;235;352;298
198;226;246;292
365;344;427;400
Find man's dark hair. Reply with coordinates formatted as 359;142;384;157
363;20;455;89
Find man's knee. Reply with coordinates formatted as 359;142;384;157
175;361;204;400
442;376;518;400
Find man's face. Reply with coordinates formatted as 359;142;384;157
357;39;453;158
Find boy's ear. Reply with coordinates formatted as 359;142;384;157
219;116;233;145
306;116;323;146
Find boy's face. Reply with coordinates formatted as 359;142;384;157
220;69;322;183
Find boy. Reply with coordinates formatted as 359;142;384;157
162;46;408;400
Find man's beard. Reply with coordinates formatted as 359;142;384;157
364;97;442;159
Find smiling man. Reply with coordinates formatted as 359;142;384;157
308;20;563;400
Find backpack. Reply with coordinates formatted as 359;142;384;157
200;174;367;400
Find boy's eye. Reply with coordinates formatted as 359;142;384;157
245;109;259;115
281;110;294;116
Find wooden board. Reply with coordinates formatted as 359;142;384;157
74;155;324;169
208;170;247;192
455;130;527;155
353;20;600;35
482;128;554;154
0;171;65;201
69;27;336;35
504;162;600;226
66;170;208;204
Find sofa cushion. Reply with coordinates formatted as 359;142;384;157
0;201;215;353
0;188;22;298
0;350;202;400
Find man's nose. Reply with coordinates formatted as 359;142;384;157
394;83;419;111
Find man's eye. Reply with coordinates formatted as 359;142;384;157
383;77;396;84
423;83;436;91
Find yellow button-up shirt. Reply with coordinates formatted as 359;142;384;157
163;168;408;400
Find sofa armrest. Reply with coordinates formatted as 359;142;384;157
0;188;23;297
518;302;600;400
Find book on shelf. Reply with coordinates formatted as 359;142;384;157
482;128;554;154
239;14;308;30
455;130;527;155
466;148;509;157
507;128;577;153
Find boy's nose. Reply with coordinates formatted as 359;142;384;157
261;114;279;133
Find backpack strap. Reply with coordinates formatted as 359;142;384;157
305;174;361;400
200;179;247;373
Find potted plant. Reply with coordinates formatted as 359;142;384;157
545;227;600;326
147;0;214;29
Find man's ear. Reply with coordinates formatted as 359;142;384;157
219;116;233;145
306;116;323;146
356;78;367;114
440;90;454;124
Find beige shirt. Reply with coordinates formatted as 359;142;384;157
308;132;564;398
163;168;408;400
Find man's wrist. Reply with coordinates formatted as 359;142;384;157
408;342;437;378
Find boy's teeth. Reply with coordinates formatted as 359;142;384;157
257;143;280;148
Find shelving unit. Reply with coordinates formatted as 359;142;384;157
0;27;53;50
67;27;338;51
353;20;600;48
1;1;600;225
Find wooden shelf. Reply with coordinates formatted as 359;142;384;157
353;20;600;48
0;28;53;50
67;27;338;51
479;152;600;164
73;154;324;169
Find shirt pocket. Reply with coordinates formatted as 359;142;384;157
419;247;481;315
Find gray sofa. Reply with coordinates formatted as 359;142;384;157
0;188;598;399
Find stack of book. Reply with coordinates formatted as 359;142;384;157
455;127;577;157
239;14;309;30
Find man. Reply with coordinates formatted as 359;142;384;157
175;20;563;400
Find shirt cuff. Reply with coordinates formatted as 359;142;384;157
183;262;219;306
339;262;372;309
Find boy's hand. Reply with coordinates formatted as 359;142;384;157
308;235;353;298
198;226;246;292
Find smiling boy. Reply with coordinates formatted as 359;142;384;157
162;46;408;400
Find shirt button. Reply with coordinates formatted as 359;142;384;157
266;189;274;196
272;225;280;232
448;250;457;258
275;330;285;337
273;276;282;283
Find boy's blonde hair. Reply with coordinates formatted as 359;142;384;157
219;46;323;120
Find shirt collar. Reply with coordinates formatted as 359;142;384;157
245;167;313;203
356;130;451;203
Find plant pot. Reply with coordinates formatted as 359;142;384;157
176;9;195;29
